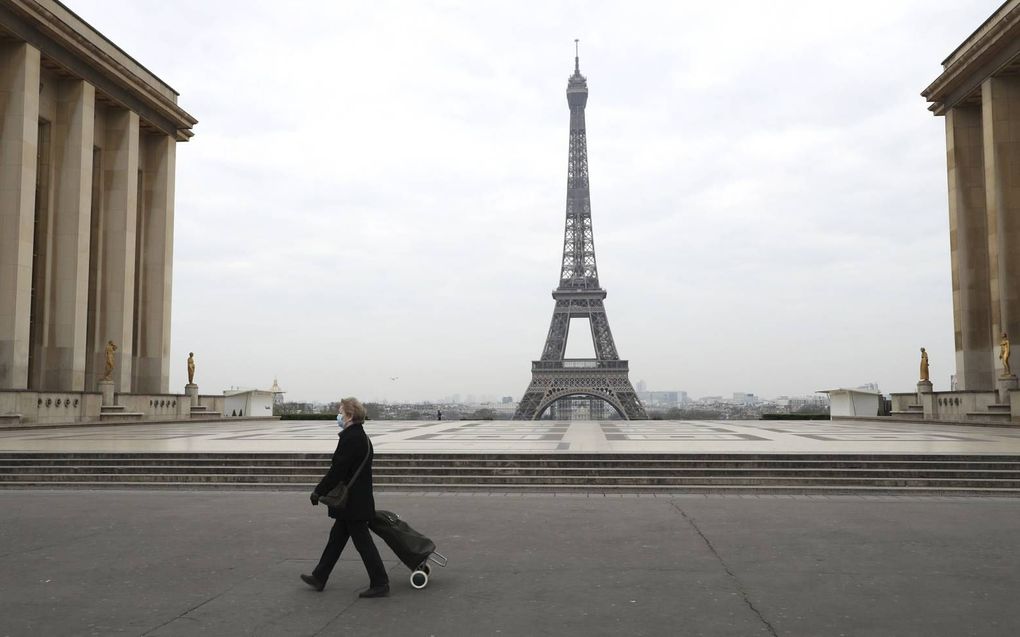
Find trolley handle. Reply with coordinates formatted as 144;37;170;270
427;551;448;568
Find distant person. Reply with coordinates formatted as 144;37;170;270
301;397;388;597
437;409;442;421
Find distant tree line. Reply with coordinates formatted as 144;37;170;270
275;401;504;421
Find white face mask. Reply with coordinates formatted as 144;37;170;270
336;413;346;428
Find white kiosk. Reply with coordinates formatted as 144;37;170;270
820;388;882;417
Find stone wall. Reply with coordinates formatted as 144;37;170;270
0;389;226;427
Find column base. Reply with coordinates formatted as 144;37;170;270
916;380;933;396
185;383;199;408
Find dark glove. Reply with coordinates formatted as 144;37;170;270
310;492;320;506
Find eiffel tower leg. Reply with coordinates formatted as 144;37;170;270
514;382;546;420
516;303;570;420
588;302;619;360
614;387;647;419
541;303;569;361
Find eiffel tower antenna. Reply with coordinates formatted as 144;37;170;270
514;48;646;421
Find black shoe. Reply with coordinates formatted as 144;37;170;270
358;584;390;598
300;574;325;591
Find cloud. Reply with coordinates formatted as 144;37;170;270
68;0;1000;400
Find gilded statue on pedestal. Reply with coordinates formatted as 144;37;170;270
187;352;196;384
919;347;929;382
1001;333;1011;377
103;340;117;381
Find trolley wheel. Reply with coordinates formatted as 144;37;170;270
410;569;429;589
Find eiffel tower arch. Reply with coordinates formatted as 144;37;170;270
514;46;647;421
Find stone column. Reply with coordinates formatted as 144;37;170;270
945;104;994;390
0;42;40;390
134;134;175;393
95;108;139;392
40;79;95;391
983;75;1020;377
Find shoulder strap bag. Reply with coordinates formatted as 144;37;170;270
318;439;373;509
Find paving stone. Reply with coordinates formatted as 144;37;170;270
2;490;1019;636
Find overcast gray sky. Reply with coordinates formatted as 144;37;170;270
72;0;1000;403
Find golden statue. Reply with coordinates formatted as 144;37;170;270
187;352;196;384
1001;333;1011;377
103;340;117;381
919;347;929;382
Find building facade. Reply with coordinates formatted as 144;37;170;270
0;0;195;399
923;0;1020;391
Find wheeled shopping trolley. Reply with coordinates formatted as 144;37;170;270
370;510;448;589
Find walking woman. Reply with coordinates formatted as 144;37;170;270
301;397;389;597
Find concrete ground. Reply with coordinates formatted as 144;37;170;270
2;491;1019;636
4;418;1020;454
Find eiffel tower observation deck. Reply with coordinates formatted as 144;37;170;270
514;45;647;420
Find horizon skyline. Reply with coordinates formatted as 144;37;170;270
271;383;846;406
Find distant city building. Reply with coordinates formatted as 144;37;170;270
636;379;648;393
773;394;830;413
637;391;683;408
731;392;758;406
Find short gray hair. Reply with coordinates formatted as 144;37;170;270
340;397;366;424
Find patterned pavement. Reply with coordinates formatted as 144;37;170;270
2;418;1020;454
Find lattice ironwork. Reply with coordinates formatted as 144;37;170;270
515;52;646;421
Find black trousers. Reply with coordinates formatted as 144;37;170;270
313;518;388;587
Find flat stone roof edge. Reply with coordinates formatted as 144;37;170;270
941;0;1019;68
923;0;1020;111
37;0;179;98
1;0;197;135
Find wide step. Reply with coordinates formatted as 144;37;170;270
2;452;1020;494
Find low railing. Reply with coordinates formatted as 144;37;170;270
532;359;629;370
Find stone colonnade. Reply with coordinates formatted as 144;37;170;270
927;1;1020;390
945;75;1020;389
0;34;184;395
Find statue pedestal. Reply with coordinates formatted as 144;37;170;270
997;375;1018;404
185;383;199;408
98;380;115;407
916;380;933;396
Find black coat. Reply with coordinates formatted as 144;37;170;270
314;422;376;520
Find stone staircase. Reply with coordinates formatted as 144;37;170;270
190;404;222;419
968;404;1012;421
2;453;1020;495
99;405;144;422
891;404;924;418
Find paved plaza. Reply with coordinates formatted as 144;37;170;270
4;419;1020;635
2;490;1019;636
3;418;1020;454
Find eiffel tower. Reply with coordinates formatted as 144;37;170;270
514;45;647;421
